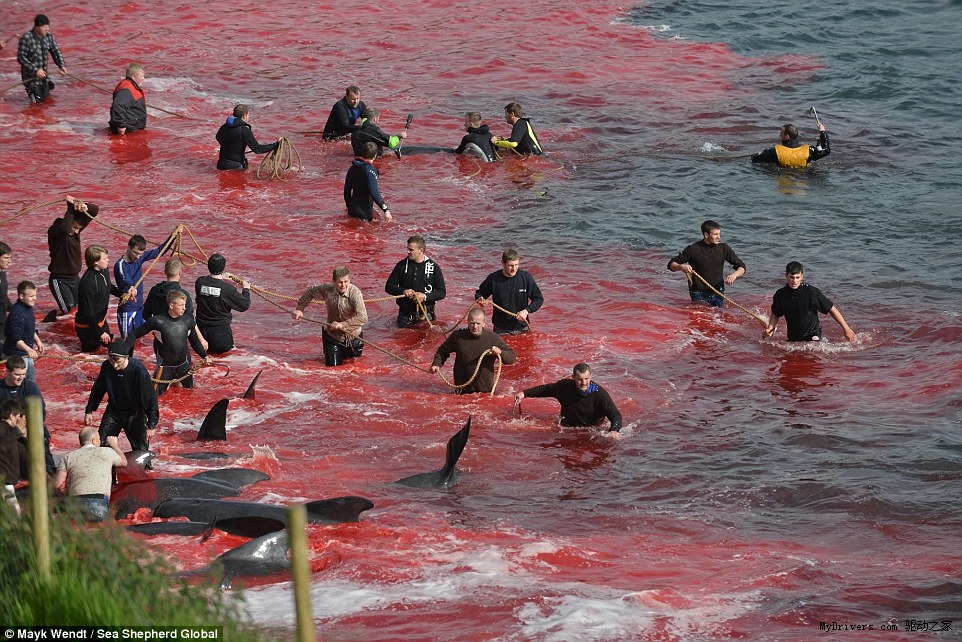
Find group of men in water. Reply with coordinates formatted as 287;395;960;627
2;12;845;519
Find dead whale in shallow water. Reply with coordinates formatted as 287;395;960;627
393;417;471;489
154;495;374;526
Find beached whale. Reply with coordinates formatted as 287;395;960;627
111;467;270;518
180;530;291;590
393;417;471;489
154;495;374;526
128;515;286;538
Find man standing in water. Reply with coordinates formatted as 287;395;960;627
431;307;516;394
323;85;367;140
514;362;623;432
763;261;856;343
751;122;830;168
668;220;746;308
215;104;279;170
17;14;67;103
385;236;446;328
292;266;368;367
475;249;544;335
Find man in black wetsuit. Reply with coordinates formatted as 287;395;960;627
514;363;622;432
751;122;830;168
323;85;366;140
763;261;856;343
385;235;446;328
351;107;406;158
455;112;497;162
492;102;543;156
133;290;209;394
215;104;278;170
668;219;746;308
344;142;392;222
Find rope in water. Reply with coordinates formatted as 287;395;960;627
65;73;202;120
256;137;301;180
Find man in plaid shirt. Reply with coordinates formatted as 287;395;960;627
17;14;67;103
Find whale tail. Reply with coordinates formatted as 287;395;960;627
394;416;471;489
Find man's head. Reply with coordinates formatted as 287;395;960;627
700;220;721;245
464;112;482;130
332;266;351;295
467;307;486;336
780;123;798;142
125;63;145;85
33;14;50;36
79;426;99;446
571;362;592;392
0;241;11;271
406;236;426;263
504;102;524;124
125;234;147;261
166;289;187;318
164;258;183;280
363;107;380;123
207;253;226;275
785;261;804;289
501;249;520;277
67;201;97;235
232;104;251;121
107;340;130;370
345;85;361;108
4;356;27;386
0;399;23;425
17;281;37;308
358;141;378;161
85;245;108;270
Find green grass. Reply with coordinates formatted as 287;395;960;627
0;501;283;638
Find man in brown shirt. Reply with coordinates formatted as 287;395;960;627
431;307;516;394
292;266;368;366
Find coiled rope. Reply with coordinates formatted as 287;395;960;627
256;137;301;180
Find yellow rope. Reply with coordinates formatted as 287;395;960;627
256;137;301;180
433;348;503;396
0;198;66;227
688;269;769;327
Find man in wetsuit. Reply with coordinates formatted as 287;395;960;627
751;122;830;167
514;363;622;432
455;112;497;162
763;261;856;343
215;104;278;170
385;235;446;328
323;85;367;140
492;102;543;156
344;141;392;222
668;219;746;308
133;290;209;394
475;248;543;334
351;107;407;158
